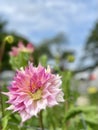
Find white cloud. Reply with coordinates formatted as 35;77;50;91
0;0;97;47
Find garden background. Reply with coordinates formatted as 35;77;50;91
0;0;98;130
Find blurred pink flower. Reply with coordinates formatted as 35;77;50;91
4;63;64;122
9;41;34;56
89;74;96;80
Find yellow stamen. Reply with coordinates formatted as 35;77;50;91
21;48;31;53
29;89;42;100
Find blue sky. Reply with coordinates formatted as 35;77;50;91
0;0;98;68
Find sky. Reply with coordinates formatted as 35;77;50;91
0;0;98;68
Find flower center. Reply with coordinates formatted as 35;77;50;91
21;48;31;53
30;89;42;100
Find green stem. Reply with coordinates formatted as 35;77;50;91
0;87;4;117
0;41;6;129
65;101;69;130
0;41;6;71
0;86;4;130
39;110;44;130
80;113;88;130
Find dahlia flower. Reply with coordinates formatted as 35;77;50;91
9;42;34;56
4;63;64;122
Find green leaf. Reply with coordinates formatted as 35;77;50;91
64;106;98;122
85;116;98;126
2;114;10;130
9;52;30;70
39;54;47;67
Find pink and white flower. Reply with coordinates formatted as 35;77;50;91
4;63;64;122
9;41;34;56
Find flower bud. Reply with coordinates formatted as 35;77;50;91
4;35;14;44
67;55;75;63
